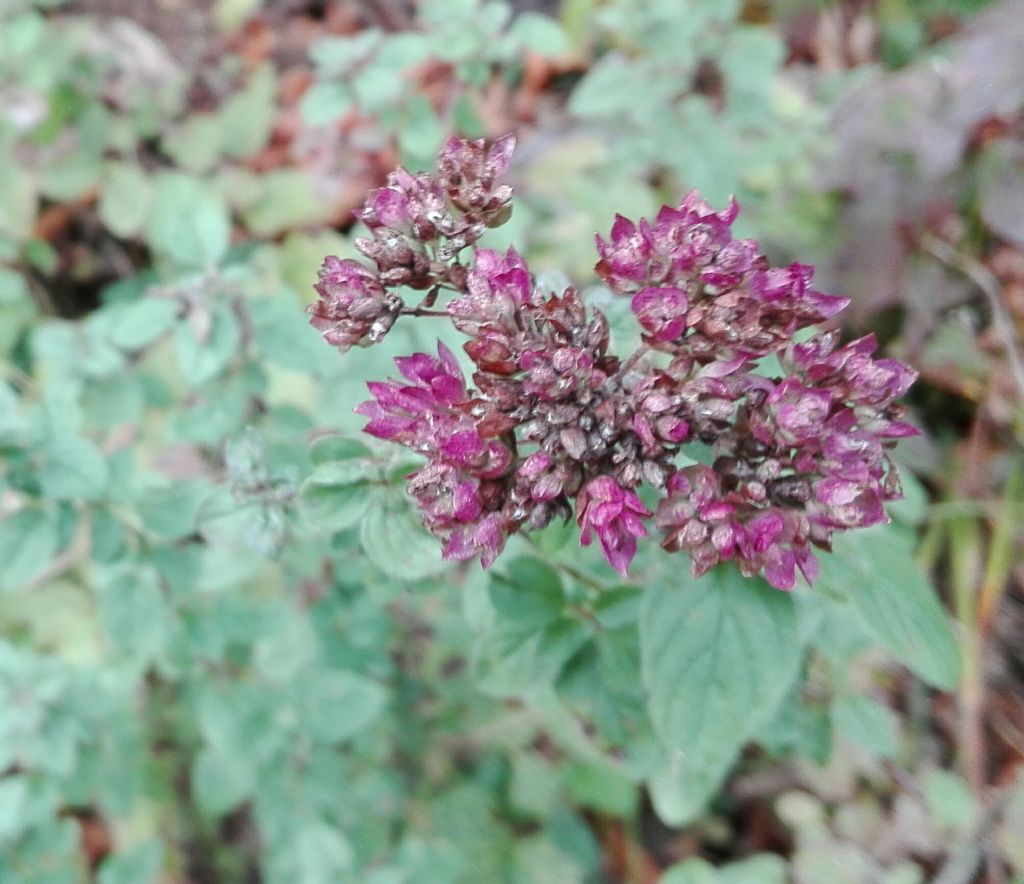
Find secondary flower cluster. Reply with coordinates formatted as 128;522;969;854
309;134;918;589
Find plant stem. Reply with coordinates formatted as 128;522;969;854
949;510;985;793
523;535;614;593
400;307;449;318
977;458;1023;631
920;232;1024;404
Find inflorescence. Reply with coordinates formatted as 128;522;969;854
309;135;918;589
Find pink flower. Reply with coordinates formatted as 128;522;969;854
631;287;688;343
577;476;651;576
354;343;467;444
596;214;653;293
761;378;834;446
308;257;401;352
447;248;534;335
312;135;921;589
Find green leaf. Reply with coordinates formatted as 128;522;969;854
593;585;642;629
720;854;787;884
510;754;561;817
147;173;230;269
299;460;376;533
660;857;719;884
309;30;382;77
264;818;354;883
249;294;339;375
171;372;252;442
0;267;29;304
353;62;407;112
923;770;979;831
37;435;110;500
568;55;654;120
759;684;832;765
96;568;170;667
0;380;26;444
562;761;636;817
300;81;354;127
820;524;961;689
80;374;142;429
508;12;570;56
489;557;565;629
135;479;211;541
192;746;256;818
640;567;800;817
662;854;788;884
513;834;587;884
215;0;262;29
477;618;590;696
241;169;329;237
301;670;388;743
309;436;373;465
173;304;241;386
252;604;318;684
359;499;449;581
97;841;164;884
0;507;58;591
98;162;154;238
0;776;28;840
373;32;433;72
203;493;289;560
219;65;276;160
163;113;224;174
223;426;269;485
196;681;285;762
453;94;485;138
108;298;178;350
830;695;899;758
647;744;737;827
398;96;444;168
0;144;38;243
719;27;784;102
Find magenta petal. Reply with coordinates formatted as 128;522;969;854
486;133;516;177
601;533;636;577
441;430;485;466
533;473;562;502
874;359;919;398
744;511;784;554
436;341;462;376
879;421;921;438
796;548;819;585
394;352;435;383
453;482;482;522
443;529;476;562
363;415;412;440
431;374;466;406
804;291;850;319
815;478;861;507
763;548;796;590
610;214;636;242
519;451;553;479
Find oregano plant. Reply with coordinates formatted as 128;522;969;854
308;134;919;590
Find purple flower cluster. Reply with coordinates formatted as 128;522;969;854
310;135;919;589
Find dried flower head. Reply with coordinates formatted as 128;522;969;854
310;134;919;589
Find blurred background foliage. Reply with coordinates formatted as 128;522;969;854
0;0;1022;882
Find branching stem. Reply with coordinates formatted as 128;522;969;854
920;232;1024;404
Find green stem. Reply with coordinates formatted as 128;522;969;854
949;512;984;792
523;535;614;593
977;458;1023;631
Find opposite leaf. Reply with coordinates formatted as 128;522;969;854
641;566;801;819
820;524;960;690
